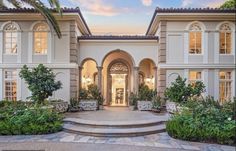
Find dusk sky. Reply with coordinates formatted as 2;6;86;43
59;0;227;35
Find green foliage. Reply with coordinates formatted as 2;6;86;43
79;84;104;105
166;97;236;145
68;98;80;112
19;64;62;104
220;0;236;9
152;95;163;109
0;100;63;135
129;92;138;108
138;84;156;101
164;76;205;103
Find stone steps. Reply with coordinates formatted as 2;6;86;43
63;117;166;128
63;117;166;137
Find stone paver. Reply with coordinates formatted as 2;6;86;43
0;132;235;151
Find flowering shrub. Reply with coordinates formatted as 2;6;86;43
166;97;236;145
0;100;63;135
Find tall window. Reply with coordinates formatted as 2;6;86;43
4;23;18;54
219;71;232;103
33;23;48;54
4;70;17;101
189;71;202;84
189;23;202;54
219;24;231;54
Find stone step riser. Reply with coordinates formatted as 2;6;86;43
63;121;166;129
63;128;166;137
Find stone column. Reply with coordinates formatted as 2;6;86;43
157;68;166;97
133;67;139;93
78;66;83;89
153;66;158;90
97;66;103;92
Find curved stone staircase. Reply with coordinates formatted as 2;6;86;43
63;117;166;137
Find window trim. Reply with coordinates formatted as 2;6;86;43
3;69;17;101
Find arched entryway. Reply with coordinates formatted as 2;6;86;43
102;50;134;106
80;59;98;89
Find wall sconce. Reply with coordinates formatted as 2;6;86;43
82;75;92;84
145;76;154;85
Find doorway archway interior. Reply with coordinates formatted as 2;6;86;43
108;61;129;106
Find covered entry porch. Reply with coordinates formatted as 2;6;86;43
77;36;159;106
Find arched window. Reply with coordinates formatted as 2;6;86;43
219;23;231;54
4;23;18;54
189;23;202;54
33;23;48;54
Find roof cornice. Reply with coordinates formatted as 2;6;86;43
0;7;91;35
78;35;158;40
146;7;236;35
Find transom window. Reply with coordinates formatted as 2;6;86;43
189;23;202;54
189;71;202;84
4;23;18;54
219;23;232;54
33;23;48;54
4;70;17;101
219;71;232;103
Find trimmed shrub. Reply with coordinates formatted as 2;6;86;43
166;97;236;145
0;100;63;135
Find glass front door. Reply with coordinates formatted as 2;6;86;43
111;74;127;106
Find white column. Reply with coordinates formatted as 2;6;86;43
214;69;219;100
16;69;21;100
133;67;139;93
28;31;33;63
184;69;189;84
17;31;22;63
214;32;219;64
153;67;158;90
232;70;235;100
184;32;189;64
97;66;103;92
203;32;208;64
0;69;3;100
203;69;208;96
47;32;53;63
0;31;3;63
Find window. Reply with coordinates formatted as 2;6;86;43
219;24;231;54
4;70;17;101
33;23;48;54
189;71;202;84
4;23;18;54
219;71;232;103
189;23;202;54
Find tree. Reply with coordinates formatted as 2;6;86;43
220;0;236;9
0;0;62;38
19;64;62;104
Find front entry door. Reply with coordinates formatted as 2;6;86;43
111;74;127;106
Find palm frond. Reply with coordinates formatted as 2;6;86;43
0;0;7;8
48;0;62;16
21;0;62;38
7;0;22;8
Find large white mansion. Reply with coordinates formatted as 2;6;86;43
0;7;235;105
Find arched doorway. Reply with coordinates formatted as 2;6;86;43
108;60;129;106
102;50;134;106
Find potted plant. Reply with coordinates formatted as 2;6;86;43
128;92;138;110
137;84;156;111
164;76;205;113
68;98;80;112
79;84;104;111
48;99;68;113
151;95;162;113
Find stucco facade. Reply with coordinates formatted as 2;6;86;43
0;8;235;104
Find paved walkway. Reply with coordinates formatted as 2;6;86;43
0;108;235;151
0;132;234;151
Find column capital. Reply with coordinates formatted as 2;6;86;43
96;66;103;70
153;66;158;70
133;66;139;70
78;66;84;70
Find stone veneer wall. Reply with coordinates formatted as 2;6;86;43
70;21;79;98
158;21;167;97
